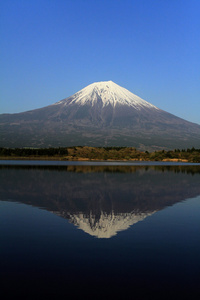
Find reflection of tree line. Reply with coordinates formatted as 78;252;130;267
1;164;200;174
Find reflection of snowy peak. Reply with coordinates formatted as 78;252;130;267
62;210;156;238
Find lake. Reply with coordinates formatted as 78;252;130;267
0;161;200;299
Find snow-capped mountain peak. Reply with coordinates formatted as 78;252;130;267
2;80;200;150
58;81;159;110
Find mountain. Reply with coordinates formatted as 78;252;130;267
0;80;200;150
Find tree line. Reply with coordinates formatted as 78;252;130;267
0;146;200;162
0;147;68;157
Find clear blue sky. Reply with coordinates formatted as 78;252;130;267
1;0;200;124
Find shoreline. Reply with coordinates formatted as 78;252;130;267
1;146;199;163
0;156;190;162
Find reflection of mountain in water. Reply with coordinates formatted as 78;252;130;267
55;210;157;238
0;165;200;238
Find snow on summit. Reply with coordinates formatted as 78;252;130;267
59;81;159;110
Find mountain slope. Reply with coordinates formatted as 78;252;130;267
0;81;200;150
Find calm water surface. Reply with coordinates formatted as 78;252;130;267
0;162;200;299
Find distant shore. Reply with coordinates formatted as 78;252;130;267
0;156;190;162
0;146;200;163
